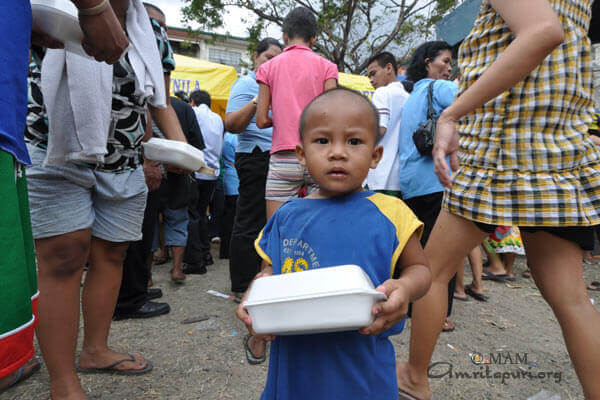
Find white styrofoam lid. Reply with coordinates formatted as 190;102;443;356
244;265;387;306
142;138;206;160
31;0;89;56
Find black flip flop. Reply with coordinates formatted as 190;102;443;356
244;334;266;365
0;357;41;393
398;387;430;400
481;267;509;282
76;353;153;375
587;281;600;291
465;286;488;302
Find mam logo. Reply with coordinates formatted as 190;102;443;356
281;238;320;274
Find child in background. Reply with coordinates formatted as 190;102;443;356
237;88;431;400
255;6;338;219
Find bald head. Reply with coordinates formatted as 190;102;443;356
299;87;380;142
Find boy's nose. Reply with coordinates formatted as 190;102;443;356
328;142;347;159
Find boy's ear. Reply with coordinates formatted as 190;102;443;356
295;143;306;167
309;37;317;48
370;144;383;169
282;33;290;46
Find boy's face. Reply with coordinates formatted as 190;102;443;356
296;94;382;198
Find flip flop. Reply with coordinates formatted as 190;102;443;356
587;281;600;291
244;334;266;365
522;269;531;278
481;267;509;282
0;357;41;393
76;353;153;375
398;387;430;400
453;293;470;302
465;285;488;302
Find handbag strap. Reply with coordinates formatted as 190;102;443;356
426;81;436;120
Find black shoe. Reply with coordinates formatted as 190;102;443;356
147;288;163;300
113;301;170;321
183;263;207;275
203;253;214;266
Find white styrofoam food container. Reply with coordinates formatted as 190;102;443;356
244;265;387;335
142;138;207;171
31;0;88;57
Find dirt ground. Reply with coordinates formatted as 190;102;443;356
5;243;600;400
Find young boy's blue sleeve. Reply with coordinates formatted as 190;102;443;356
254;213;281;269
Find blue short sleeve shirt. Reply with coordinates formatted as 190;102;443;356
397;79;458;199
225;71;272;153
0;1;32;165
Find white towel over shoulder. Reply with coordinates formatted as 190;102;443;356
41;0;166;166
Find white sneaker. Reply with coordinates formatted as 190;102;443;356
211;237;221;244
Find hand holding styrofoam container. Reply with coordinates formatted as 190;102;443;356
142;138;214;175
243;265;387;336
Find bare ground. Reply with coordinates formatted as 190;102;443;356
5;244;600;400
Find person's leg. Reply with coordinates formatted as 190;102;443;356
115;190;160;314
467;246;485;295
482;241;507;276
79;237;148;371
503;252;516;278
454;263;466;299
397;210;488;399
163;207;189;281
184;179;203;268
209;181;224;241
35;230;91;400
229;150;269;293
522;231;600;398
197;180;217;265
220;195;237;259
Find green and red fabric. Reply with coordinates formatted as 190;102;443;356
0;150;38;378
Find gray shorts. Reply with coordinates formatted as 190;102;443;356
26;144;148;242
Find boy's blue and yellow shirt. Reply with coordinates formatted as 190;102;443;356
254;190;423;400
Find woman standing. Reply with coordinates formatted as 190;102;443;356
398;1;600;399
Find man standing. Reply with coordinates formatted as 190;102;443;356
183;90;224;274
0;0;128;393
365;52;409;198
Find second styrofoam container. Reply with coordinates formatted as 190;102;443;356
142;138;206;171
244;265;387;335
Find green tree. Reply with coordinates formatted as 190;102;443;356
181;0;460;74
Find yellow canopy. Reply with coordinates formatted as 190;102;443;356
338;72;374;99
170;54;374;118
170;54;239;118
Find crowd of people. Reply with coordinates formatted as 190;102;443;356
1;0;600;399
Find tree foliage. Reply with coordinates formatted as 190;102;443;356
181;0;460;73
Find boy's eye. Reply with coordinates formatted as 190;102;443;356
315;138;328;144
348;138;362;145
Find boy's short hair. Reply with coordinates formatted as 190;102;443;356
282;7;318;42
142;2;165;18
190;90;211;107
299;87;381;142
367;52;398;74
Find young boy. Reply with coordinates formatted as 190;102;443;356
237;88;432;400
255;6;338;219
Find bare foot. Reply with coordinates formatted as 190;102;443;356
396;362;431;400
248;335;266;358
78;350;149;373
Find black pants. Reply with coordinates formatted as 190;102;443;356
184;179;216;265
229;148;270;293
209;181;225;240
116;189;160;313
220;195;238;259
404;192;456;318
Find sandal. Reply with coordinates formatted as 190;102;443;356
442;319;455;332
465;285;488;302
522;269;531;279
76;353;153;375
0;357;41;393
244;334;266;365
587;281;600;291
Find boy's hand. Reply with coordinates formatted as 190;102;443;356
359;279;410;336
235;269;275;342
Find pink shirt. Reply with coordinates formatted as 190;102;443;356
256;44;338;154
